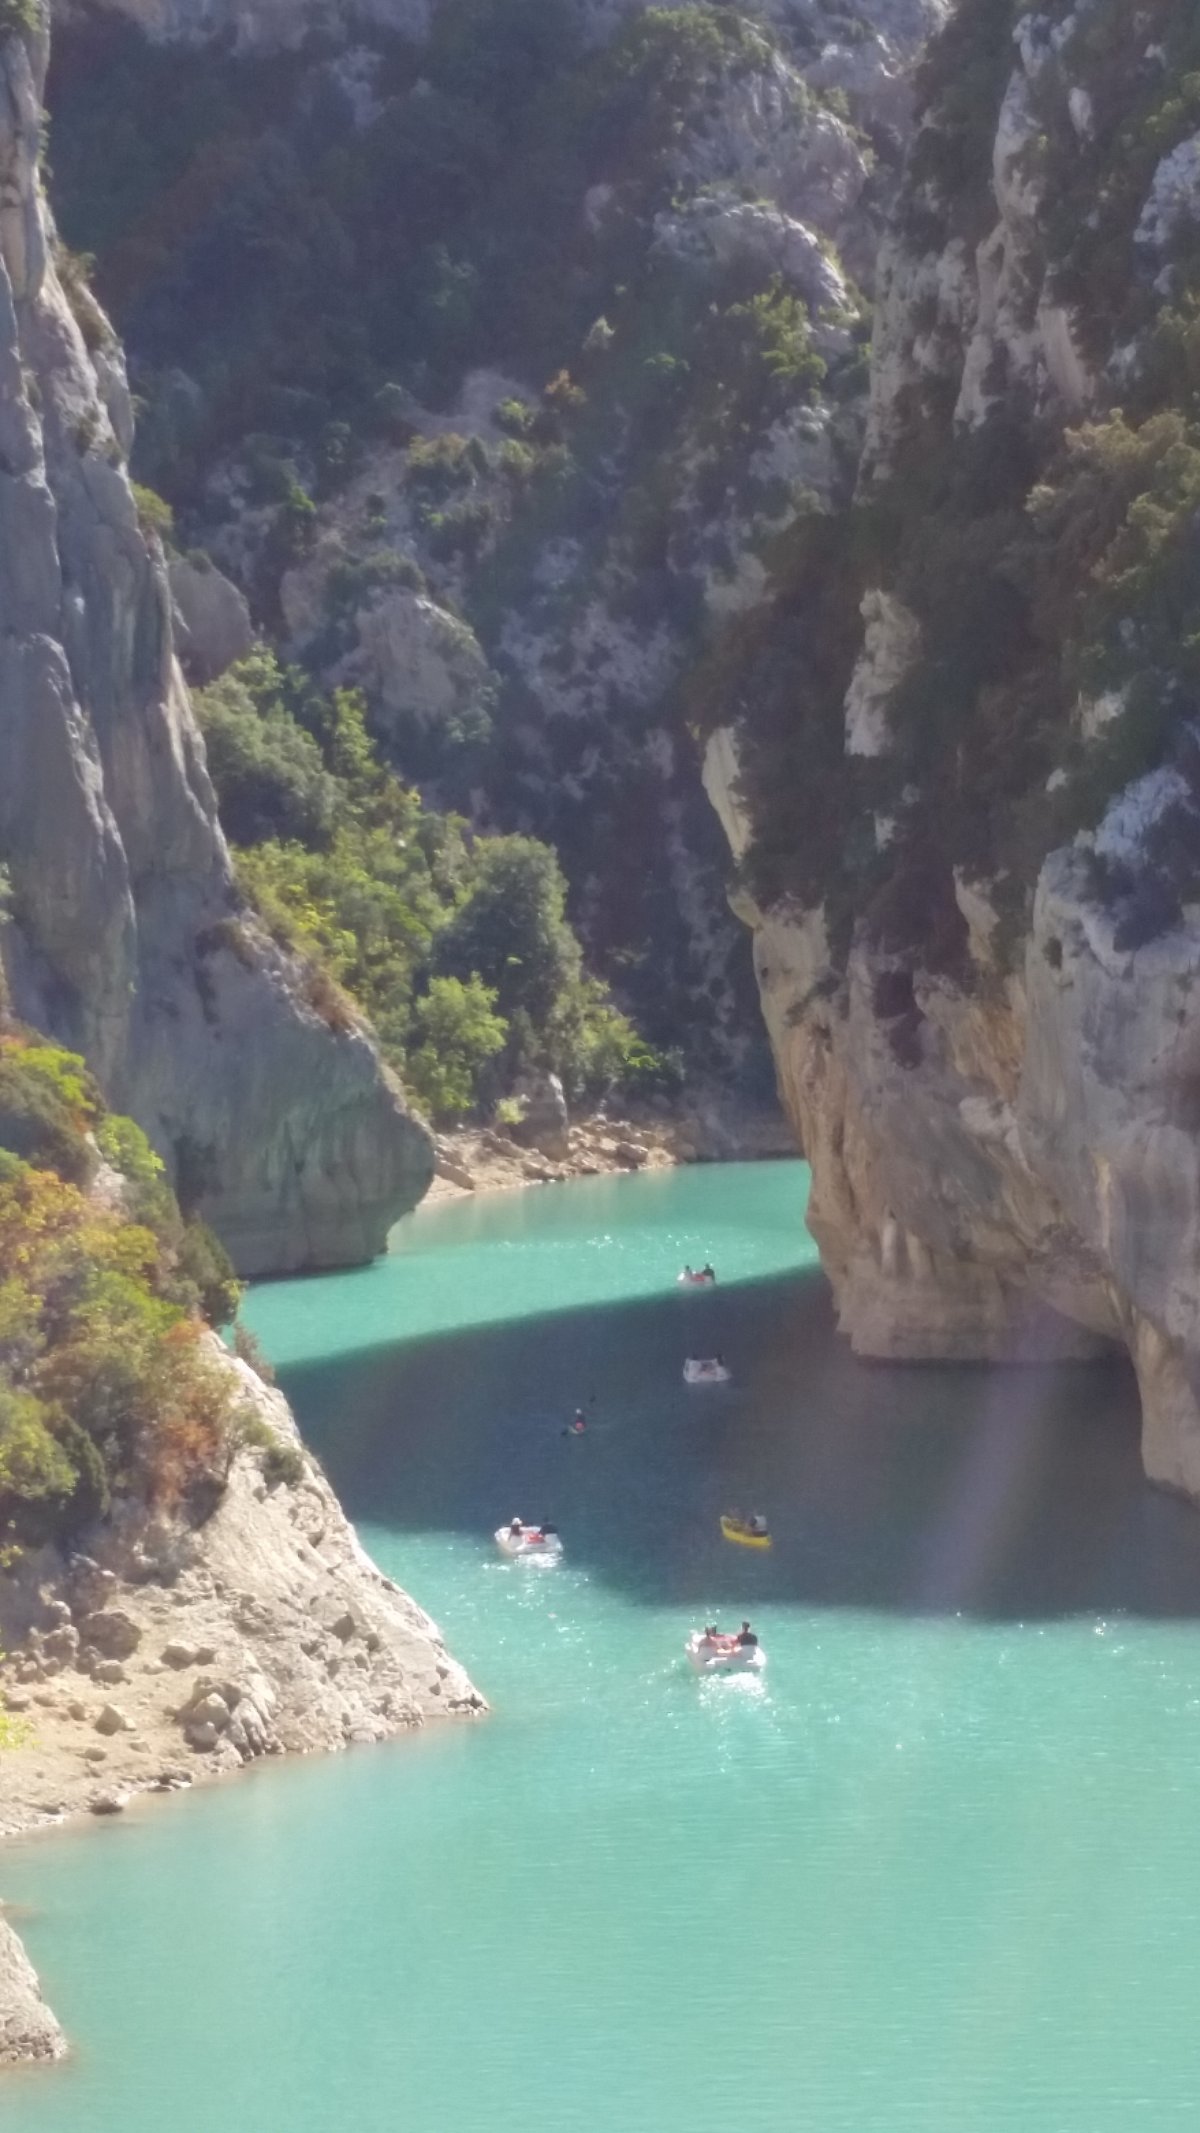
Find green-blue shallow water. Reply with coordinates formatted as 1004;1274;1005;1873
9;1160;1200;2131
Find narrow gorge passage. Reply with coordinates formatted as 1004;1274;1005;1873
8;1166;1200;2133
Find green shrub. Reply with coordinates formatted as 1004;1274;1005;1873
262;1439;305;1489
0;1134;241;1553
196;662;341;848
132;483;175;541
407;975;508;1121
0;1040;100;1186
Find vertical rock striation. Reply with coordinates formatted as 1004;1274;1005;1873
703;3;1200;1495
0;16;431;1272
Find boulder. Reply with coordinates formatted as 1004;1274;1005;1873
351;590;493;745
41;1624;80;1667
511;1073;570;1162
161;1641;198;1670
79;1610;141;1661
67;1558;117;1616
182;1690;231;1736
94;1703;133;1735
169;556;254;683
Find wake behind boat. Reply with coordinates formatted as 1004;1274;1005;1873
684;1356;731;1385
721;1512;771;1550
495;1519;563;1562
678;1265;716;1287
686;1626;766;1675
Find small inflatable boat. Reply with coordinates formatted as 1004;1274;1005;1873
494;1523;563;1561
683;1357;731;1385
721;1514;771;1550
686;1631;766;1675
677;1269;716;1287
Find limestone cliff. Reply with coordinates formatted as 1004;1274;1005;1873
0;14;432;1273
703;1;1200;1494
43;0;944;1086
0;1345;484;2064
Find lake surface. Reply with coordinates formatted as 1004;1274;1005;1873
8;1160;1200;2131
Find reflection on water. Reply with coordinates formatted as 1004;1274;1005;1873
8;1162;1200;2133
281;1260;1193;1623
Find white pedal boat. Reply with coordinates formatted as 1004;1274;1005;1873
686;1632;765;1675
677;1269;716;1287
683;1357;731;1385
494;1523;563;1561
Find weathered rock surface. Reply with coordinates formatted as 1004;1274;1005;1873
349;589;494;751
0;1917;65;2068
511;1072;571;1163
135;3;943;1088
703;8;1200;1498
0;1352;484;2063
0;23;432;1273
168;556;254;683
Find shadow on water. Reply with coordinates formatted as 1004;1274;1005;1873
276;1264;1200;1624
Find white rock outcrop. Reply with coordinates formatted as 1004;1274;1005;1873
0;1918;65;2068
0;1351;484;2063
169;556;254;683
351;590;493;744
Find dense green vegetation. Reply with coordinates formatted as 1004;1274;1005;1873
0;1030;249;1558
44;1;816;1072
689;0;1200;972
47;2;786;520
199;654;679;1118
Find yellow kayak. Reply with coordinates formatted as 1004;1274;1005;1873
721;1515;771;1550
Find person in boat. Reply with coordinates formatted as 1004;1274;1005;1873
683;1264;694;1279
735;1620;758;1648
702;1264;715;1282
748;1513;768;1537
569;1410;587;1434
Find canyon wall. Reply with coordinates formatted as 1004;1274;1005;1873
0;18;432;1271
41;0;946;1085
705;1;1200;1494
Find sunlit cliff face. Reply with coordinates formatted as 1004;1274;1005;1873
702;0;1200;1495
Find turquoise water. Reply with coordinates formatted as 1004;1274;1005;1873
8;1161;1200;2130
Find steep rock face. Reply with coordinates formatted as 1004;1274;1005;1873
34;0;948;1090
705;2;1200;1494
0;22;432;1272
0;1349;483;2064
128;1;944;1082
0;1918;65;2068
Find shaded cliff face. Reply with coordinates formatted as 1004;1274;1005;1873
0;19;432;1272
43;0;944;1084
703;0;1200;1492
